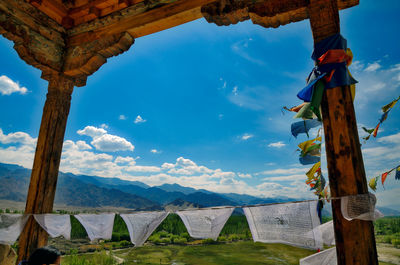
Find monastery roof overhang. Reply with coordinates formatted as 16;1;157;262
0;0;358;86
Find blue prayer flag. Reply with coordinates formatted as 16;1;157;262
299;155;321;165
291;119;322;138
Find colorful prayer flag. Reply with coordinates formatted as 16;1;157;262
396;166;400;180
299;155;320;165
381;96;400;113
368;176;379;192
306;162;321;181
298;137;322;156
291;119;321;138
381;172;389;186
373;123;380;138
379;111;389;123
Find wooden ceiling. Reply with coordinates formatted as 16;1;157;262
27;0;147;28
27;0;359;33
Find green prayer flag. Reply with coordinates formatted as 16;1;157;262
310;80;324;121
294;103;314;120
362;127;374;134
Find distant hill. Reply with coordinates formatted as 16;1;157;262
155;183;198;195
0;162;304;212
0;163;160;210
65;173;150;189
163;198;202;212
377;207;400;216
319;203;400;217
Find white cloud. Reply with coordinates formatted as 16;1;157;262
377;132;400;144
100;124;109;129
115;156;136;165
257;167;307;176
263;174;306;182
91;134;134;152
63;140;92;151
231;40;265;66
119;115;127;120
0;75;28;95
238;173;252;178
0;129;36;168
76;140;92;150
150;149;161;154
0;129;315;199
161;162;175;170
0;128;36;145
124;165;161;173
77;126;107;138
77;126;134;152
350;61;364;71
227;85;269;111
353;61;400;107
267;141;286;148
241;133;253;140
364;62;381;72
134;115;146;124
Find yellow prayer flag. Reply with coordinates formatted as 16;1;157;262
306;162;321;181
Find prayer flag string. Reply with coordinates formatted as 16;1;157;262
362;96;400;141
368;164;400;191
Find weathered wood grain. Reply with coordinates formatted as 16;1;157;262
16;75;74;264
67;0;215;46
63;31;135;86
308;0;378;264
0;0;65;75
202;0;358;29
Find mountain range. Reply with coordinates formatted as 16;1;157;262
0;162;399;216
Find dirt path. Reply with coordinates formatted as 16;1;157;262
108;250;125;264
378;243;400;265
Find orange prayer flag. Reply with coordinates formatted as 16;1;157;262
373;123;380;137
381;172;389;186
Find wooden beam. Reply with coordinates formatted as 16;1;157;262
202;0;358;29
67;0;216;46
308;0;378;264
68;0;120;17
28;0;69;24
16;74;75;264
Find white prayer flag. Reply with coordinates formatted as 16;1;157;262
75;213;115;241
177;207;234;240
300;247;337;265
341;193;383;221
318;220;335;246
0;214;29;245
34;214;71;240
120;211;169;246
243;201;322;249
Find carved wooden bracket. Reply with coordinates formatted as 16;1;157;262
62;32;134;87
0;0;65;75
0;0;134;87
201;0;358;29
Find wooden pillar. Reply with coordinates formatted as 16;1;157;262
308;0;378;264
17;74;74;263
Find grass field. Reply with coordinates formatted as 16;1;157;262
62;241;315;265
58;216;400;265
61;241;400;265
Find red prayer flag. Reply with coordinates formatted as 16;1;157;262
381;172;389;186
373;123;380;137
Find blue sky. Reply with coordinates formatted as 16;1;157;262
0;0;399;208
